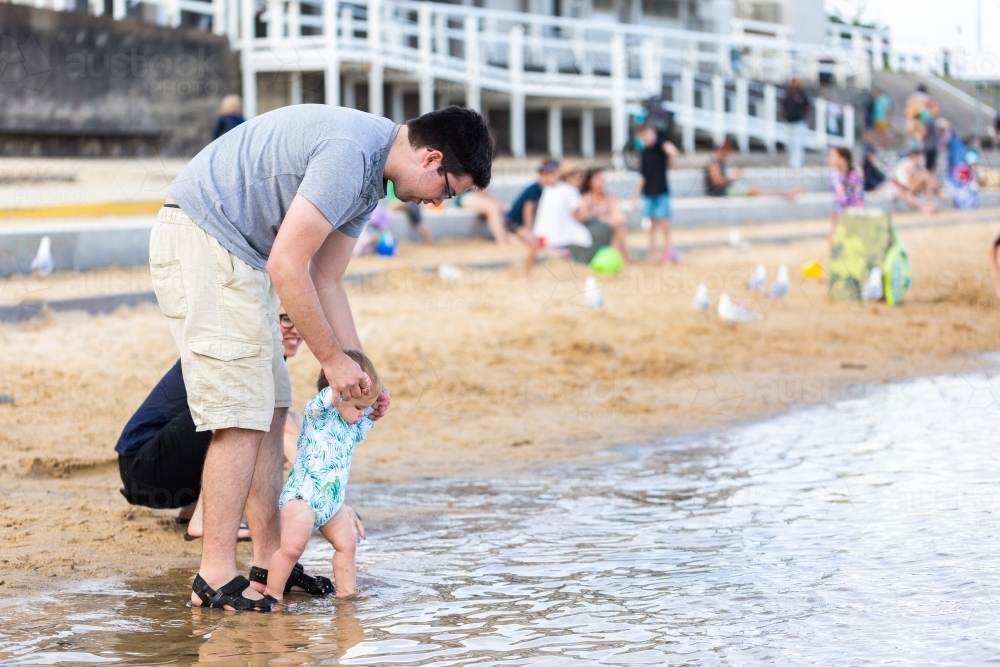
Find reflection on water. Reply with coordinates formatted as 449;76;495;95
4;367;1000;665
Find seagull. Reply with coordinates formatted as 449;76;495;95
438;263;462;282
30;236;53;276
768;265;790;298
584;275;604;308
747;264;767;291
692;283;711;311
718;293;764;323
727;227;750;248
861;267;883;301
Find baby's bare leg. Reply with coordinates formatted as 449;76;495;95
319;507;359;597
265;500;316;601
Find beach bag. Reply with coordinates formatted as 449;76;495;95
882;240;911;306
828;208;892;301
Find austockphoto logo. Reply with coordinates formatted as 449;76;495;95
64;49;219;81
0;35;53;91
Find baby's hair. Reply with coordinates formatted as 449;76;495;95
317;349;385;398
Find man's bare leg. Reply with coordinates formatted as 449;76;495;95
282;409;303;467
190;426;267;608
246;408;287;575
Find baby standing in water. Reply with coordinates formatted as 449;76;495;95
266;350;383;600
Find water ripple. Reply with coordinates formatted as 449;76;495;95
3;371;1000;664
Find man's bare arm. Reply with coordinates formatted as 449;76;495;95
310;229;362;350
267;194;367;402
312;216;393;420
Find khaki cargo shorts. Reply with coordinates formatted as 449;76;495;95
149;206;292;432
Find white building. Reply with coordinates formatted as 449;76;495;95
11;0;876;157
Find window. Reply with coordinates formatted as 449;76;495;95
593;0;614;11
641;0;679;18
750;3;781;23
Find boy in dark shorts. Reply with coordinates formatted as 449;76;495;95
634;125;678;263
506;159;560;277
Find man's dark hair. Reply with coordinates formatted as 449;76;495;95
917;84;928;93
406;106;495;190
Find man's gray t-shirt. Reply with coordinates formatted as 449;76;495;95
168;105;399;271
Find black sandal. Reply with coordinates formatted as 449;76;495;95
248;562;334;596
192;574;276;611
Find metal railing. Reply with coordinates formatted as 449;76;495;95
6;0;861;158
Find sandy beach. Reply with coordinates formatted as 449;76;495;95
2;210;999;595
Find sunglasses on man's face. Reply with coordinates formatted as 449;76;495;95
279;314;294;329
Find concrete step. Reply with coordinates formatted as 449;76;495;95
0;218;154;277
5;212;996;323
489;166;838;204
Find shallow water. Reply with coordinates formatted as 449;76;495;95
4;364;1000;665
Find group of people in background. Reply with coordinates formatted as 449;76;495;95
862;83;984;214
444;122;682;277
507;158;637;276
204;78;993;286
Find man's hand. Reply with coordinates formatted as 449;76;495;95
322;352;370;404
370;386;391;421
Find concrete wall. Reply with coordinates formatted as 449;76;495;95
0;3;239;156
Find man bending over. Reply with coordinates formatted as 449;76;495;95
151;104;493;611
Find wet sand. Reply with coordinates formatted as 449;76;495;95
2;212;999;595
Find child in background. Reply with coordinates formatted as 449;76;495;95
871;89;893;148
265;350;384;601
828;146;864;234
827;146;865;249
353;202;393;256
505;159;560;277
891;146;941;214
634;124;679;263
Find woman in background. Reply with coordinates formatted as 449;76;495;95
581;166;631;263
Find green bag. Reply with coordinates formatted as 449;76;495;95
590;246;624;275
882;240;911;306
829;208;892;301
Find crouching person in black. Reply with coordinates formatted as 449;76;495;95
115;308;347;596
